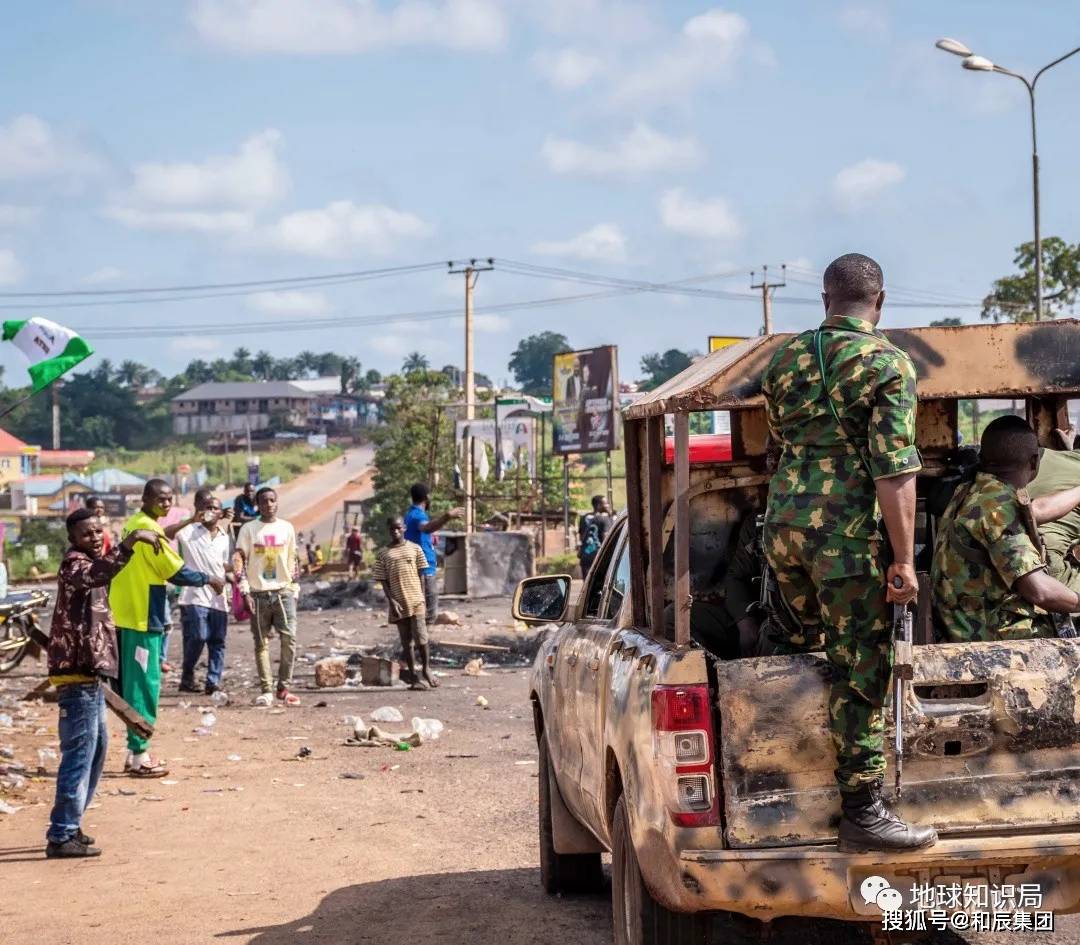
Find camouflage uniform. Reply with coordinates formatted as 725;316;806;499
762;314;920;792
932;472;1054;642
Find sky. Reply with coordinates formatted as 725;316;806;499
0;1;1076;388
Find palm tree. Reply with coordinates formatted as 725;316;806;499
317;352;343;377
231;347;253;375
252;350;275;380
340;357;361;394
295;350;319;378
117;360;147;388
402;351;429;374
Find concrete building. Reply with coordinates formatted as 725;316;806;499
172;381;315;436
0;429;40;487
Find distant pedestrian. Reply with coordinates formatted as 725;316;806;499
403;483;463;631
305;542;317;571
45;508;162;857
156;500;189;674
231;482;258;541
109;480;222;778
372;517;436;690
578;495;613;578
85;496;111;554
346;526;364;577
236;487;301;707
176;493;233;695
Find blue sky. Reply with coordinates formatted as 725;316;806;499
0;1;1076;386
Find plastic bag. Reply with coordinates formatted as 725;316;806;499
370;706;404;723
411;718;444;741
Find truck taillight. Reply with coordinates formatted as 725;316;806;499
651;685;720;828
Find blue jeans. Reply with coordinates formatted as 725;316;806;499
180;605;228;688
47;683;107;844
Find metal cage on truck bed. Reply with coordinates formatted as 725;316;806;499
620;318;1080;649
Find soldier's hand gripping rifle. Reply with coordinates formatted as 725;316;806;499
892;575;914;798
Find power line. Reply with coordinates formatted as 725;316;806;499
0;261;448;299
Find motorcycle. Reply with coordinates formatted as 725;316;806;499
0;589;51;674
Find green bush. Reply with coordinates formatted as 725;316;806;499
537;553;580;578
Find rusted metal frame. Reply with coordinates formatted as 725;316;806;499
1028;395;1070;446
623;419;648;628
644;415;666;639
659;474;771;550
673;413;691;647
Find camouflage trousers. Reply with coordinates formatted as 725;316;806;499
764;524;892;792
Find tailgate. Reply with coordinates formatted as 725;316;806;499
714;638;1080;848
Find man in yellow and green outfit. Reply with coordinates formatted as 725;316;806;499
109;479;222;777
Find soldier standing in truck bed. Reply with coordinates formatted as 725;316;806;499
761;252;937;852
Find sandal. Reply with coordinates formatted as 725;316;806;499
276;689;301;707
128;760;169;778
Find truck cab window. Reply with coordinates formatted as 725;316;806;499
603;538;631;621
583;524;622;618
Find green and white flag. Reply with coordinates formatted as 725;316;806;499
2;317;93;392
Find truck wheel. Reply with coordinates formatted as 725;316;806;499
538;733;604;894
612;796;710;945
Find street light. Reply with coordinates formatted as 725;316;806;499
936;38;1080;320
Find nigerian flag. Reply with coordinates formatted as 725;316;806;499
2;317;93;392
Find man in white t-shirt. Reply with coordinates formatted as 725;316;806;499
236;487;300;707
176;493;233;695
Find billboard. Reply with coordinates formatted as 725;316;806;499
552;346;619;455
708;335;749;353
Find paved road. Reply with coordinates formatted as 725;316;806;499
272;444;374;545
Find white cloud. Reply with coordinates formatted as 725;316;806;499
83;266;126;284
246;290;333;315
542;123;702;178
190;0;507;54
532;222;627;262
659;188;742;241
832;159;906;212
837;4;889;39
260;200;434;257
104;206;254;234
0;114;105;181
127;129;288;209
369;334;411;357
533;48;606;90
609;8;758;107
0;205;38;227
0;249;23;285
170;335;224;355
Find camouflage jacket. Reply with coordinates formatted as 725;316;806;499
931;472;1050;642
47;544;133;679
762;314;921;538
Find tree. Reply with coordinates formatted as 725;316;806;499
367;371;457;547
295;350;319;378
930;317;963;327
269;358;296;381
982;236;1080;323
639;349;694;391
508;332;571;397
365;368;382;386
252;350;275;380
402;352;430;375
340;357;362;394
117;360;148;388
231;347;253;374
316;352;343;377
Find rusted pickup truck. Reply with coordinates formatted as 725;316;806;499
514;320;1080;944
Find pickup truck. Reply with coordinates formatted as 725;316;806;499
514;320;1080;944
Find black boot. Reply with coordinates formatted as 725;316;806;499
46;837;102;858
838;782;937;852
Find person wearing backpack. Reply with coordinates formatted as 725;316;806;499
578;495;612;578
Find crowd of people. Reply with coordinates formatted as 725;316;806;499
42;474;464;859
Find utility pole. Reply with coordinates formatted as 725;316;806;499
448;258;494;533
51;383;61;449
750;264;786;335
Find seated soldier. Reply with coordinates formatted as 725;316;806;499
932;415;1080;642
1027;425;1080;595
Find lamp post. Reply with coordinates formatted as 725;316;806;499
936;38;1080;321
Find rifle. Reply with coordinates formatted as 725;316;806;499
891;576;914;799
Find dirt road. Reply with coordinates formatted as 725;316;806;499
1;596;1077;945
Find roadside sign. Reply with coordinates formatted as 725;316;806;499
708;336;749;353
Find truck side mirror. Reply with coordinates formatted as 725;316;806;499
513;575;571;625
